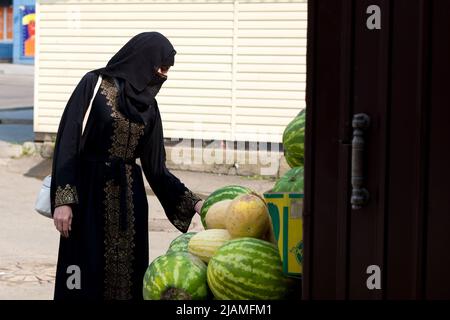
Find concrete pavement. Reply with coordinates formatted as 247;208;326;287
0;63;34;110
0;63;34;144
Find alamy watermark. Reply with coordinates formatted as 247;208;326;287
167;122;284;176
66;265;81;290
366;5;381;30
366;265;382;290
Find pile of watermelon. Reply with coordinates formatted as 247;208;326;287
271;109;306;193
142;185;295;300
142;110;305;300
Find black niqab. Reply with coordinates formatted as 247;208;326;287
93;32;176;125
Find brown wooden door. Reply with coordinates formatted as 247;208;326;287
303;0;450;299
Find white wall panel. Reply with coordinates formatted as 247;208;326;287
35;0;307;143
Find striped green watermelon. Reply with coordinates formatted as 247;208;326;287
283;110;305;168
143;252;208;300
272;166;304;192
167;232;197;254
200;185;255;228
207;238;291;300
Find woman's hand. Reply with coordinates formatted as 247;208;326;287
54;205;73;238
194;200;204;215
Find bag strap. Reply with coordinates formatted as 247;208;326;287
82;74;102;136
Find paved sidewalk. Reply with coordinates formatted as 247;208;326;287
0;63;34;110
0;153;276;300
0;63;35;145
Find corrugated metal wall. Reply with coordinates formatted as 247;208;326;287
34;0;306;143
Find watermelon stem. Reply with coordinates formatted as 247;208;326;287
161;287;192;300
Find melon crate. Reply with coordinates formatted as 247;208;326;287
263;192;303;278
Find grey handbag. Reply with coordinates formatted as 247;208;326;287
34;75;103;218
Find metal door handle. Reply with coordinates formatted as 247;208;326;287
351;113;370;209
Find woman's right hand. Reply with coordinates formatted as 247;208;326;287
54;205;73;238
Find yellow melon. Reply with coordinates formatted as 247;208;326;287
204;199;232;229
225;194;270;239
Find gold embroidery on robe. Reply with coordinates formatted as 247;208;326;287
103;164;136;300
173;190;202;230
100;77;145;160
55;184;78;207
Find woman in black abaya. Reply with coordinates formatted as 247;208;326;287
50;32;203;300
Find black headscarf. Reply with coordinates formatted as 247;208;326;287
93;32;176;125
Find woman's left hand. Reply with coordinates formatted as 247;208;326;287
194;200;204;215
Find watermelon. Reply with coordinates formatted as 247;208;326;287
207;238;291;300
200;185;255;228
143;252;208;300
272;166;304;192
282;110;305;168
167;232;197;254
188;229;232;263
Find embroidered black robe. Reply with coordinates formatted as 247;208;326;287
50;72;201;300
